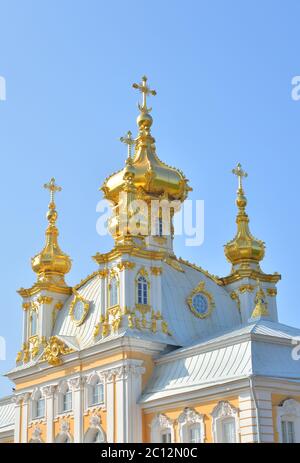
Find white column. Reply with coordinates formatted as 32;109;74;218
21;393;31;443
42;385;56;443
256;390;274;442
105;371;115;443
238;391;258;443
115;361;145;443
69;377;84;443
12;394;23;443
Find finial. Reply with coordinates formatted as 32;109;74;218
44;177;62;205
43;178;62;225
120;130;135;160
132;76;157;113
31;178;71;285
232;163;248;191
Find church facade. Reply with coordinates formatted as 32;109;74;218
1;77;300;444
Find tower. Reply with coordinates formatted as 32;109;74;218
220;164;281;323
16;178;72;364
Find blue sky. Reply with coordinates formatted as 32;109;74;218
0;0;299;396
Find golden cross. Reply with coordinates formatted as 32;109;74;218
232;163;248;190
44;177;62;204
132;76;156;112
120;131;135;159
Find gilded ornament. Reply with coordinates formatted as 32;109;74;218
238;285;255;294
69;291;90;327
267;288;277;297
150;266;163;276
251;283;269;319
117;261;136;271
41;336;73;366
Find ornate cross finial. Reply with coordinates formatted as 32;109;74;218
120;130;135;159
232;163;248;190
132;76;156;113
44;177;62;204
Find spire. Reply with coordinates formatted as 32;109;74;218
224;163;265;273
31;178;71;286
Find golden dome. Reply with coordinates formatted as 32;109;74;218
101;77;191;204
31;178;71;285
224;164;265;271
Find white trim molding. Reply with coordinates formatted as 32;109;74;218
211;401;240;443
178;407;205;443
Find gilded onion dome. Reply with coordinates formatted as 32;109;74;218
224;164;265;272
101;76;191;203
31;178;71;286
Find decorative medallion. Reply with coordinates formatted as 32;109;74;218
187;281;215;319
69;291;90;326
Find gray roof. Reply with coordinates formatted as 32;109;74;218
140;320;300;403
0;396;14;431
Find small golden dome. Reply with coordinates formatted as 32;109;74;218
32;179;71;285
101;77;191;204
224;164;265;271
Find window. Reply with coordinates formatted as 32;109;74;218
189;424;202;443
137;275;148;305
109;276;118;307
211;401;238;443
281;420;295;443
30;311;37;336
157;217;163;237
62;389;72;412
178;408;205;443
277;399;300;443
222;418;236;443
91;380;104;406
150;414;174;443
35;397;45;419
161;431;172;443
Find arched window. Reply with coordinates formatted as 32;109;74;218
178;408;205;443
277;399;300;443
31;390;45;419
150;414;174;443
109;276;119;307
91;379;104;406
137;275;148;305
211;401;239;443
30;310;37;337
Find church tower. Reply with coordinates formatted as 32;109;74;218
16;178;72;365
220;164;281;323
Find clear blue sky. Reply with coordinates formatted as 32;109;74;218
0;0;299;396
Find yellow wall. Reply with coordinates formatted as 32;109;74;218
16;349;154;442
142;397;239;443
